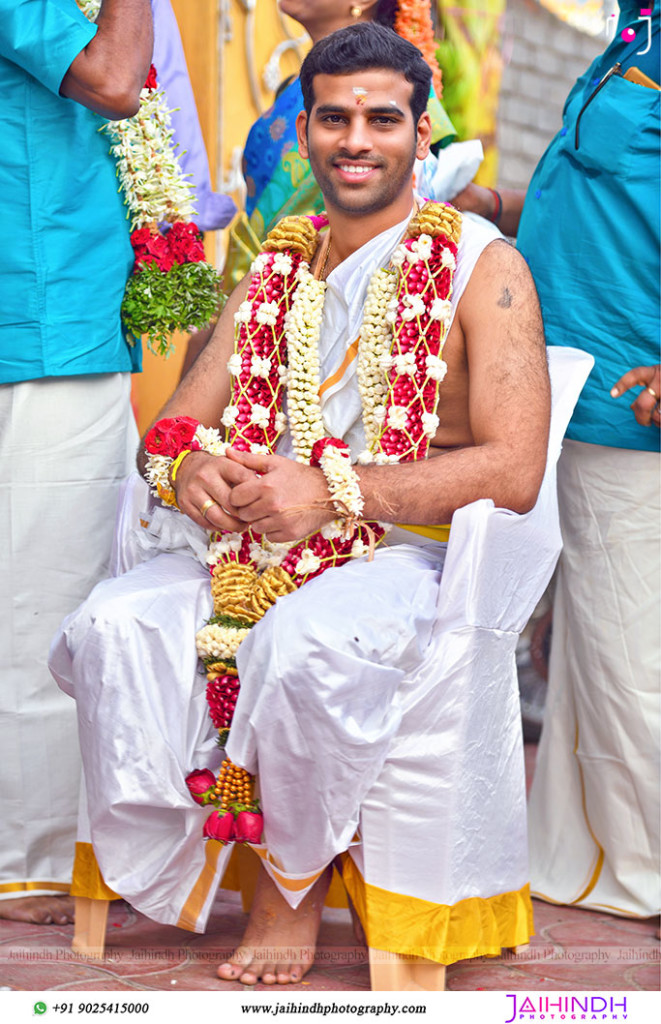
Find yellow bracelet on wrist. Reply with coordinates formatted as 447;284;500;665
170;448;193;486
162;449;193;511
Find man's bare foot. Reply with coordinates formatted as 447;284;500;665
0;895;75;925
217;864;332;985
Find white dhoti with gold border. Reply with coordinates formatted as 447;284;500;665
51;498;536;960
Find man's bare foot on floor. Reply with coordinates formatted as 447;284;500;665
217;864;332;985
0;895;74;925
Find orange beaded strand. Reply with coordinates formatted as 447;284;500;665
214;758;254;811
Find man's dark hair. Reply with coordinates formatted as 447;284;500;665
299;22;432;124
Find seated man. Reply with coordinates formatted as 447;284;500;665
51;23;550;985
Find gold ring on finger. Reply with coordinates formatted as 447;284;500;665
200;498;217;519
646;386;659;399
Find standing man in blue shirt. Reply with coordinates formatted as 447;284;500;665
0;0;153;925
517;1;660;921
453;1;660;919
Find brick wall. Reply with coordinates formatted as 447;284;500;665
497;0;604;189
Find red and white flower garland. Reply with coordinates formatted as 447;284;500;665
144;201;462;844
77;0;223;356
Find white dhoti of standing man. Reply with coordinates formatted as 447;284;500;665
0;374;136;902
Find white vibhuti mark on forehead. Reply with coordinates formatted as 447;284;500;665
352;86;368;105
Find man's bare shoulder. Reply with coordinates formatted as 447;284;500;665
458;237;552;397
461;237;541;318
441;234;550;493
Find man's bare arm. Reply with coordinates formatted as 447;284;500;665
60;0;153;119
357;241;550;523
137;275;254;534
226;241;550;540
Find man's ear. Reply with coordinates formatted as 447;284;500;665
415;110;433;161
296;110;309;159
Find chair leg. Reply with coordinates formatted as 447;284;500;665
72;897;109;958
369;947;446;991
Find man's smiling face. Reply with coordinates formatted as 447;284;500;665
296;68;431;218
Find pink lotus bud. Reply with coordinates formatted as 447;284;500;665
233;811;264;844
185;769;216;805
203;809;235;843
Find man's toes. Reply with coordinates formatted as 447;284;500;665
217;943;254;980
218;963;244;981
274;960;307;985
239;968;260;985
257;963;278;985
0;896;71;925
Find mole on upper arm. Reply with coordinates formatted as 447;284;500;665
497;287;513;309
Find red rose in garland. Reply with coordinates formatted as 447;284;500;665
144;416;201;458
143;64;158;91
167;222;207;264
185;769;217;806
233;810;264;845
202;809;235;843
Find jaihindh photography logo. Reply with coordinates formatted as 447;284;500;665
504;994;628;1022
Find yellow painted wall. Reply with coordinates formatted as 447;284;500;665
134;0;306;434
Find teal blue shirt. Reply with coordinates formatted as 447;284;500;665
0;0;141;384
517;0;659;452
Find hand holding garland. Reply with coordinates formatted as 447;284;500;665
75;0;225;356
165;446;356;543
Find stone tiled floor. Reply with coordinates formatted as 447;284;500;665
1;892;658;993
1;744;658;993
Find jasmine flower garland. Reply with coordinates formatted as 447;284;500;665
77;1;224;356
